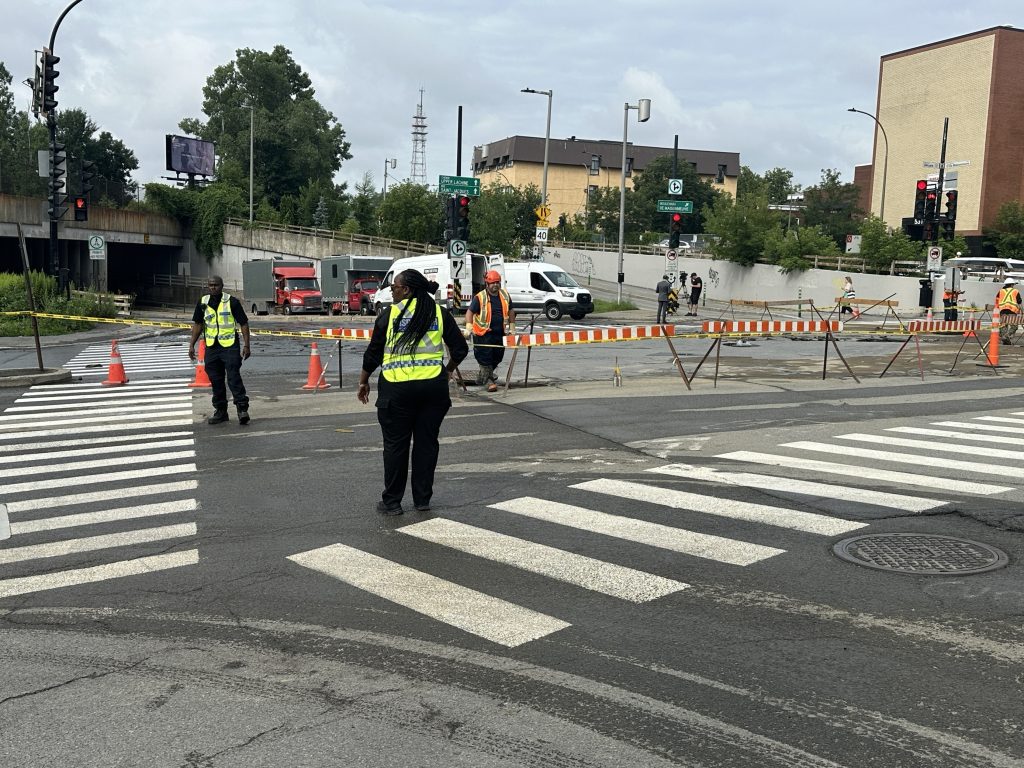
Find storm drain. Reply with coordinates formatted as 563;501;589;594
832;533;1009;575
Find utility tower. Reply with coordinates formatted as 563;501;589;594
410;89;428;185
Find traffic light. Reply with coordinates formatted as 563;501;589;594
47;141;67;220
669;212;682;249
73;195;88;221
41;49;60;113
944;190;958;222
453;195;470;241
940;219;954;241
924;189;938;220
913;180;928;219
922;219;937;243
901;217;923;241
81;159;96;197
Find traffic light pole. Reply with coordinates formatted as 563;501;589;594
46;0;86;289
932;118;949;244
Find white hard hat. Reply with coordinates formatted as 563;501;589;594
1004;278;1017;286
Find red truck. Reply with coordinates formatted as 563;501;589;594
242;259;324;315
321;255;393;315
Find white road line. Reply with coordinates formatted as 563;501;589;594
8;449;195;478
0;431;192;455
715;451;1011;495
0;403;192;423
836;433;1019;460
931;421;1022;435
781;441;1011;478
0;410;190;432
0;463;197;495
0;418;193;442
16;388;191;403
887;426;1024;446
7;396;193;412
489;497;784;566
4;480;199;513
975;416;1024;425
0;438;193;465
11;499;199;534
572;478;866;536
440;432;535;444
28;379;190;391
0;550;199;599
287;543;571;647
400;518;688;602
0;522;197;565
646;463;947;513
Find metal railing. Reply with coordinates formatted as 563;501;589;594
225;218;436;255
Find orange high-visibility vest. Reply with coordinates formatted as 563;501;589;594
470;288;511;336
996;287;1021;313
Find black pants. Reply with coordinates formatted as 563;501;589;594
657;300;669;324
205;343;249;412
376;374;451;508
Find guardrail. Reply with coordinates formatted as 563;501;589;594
226;218;435;256
70;290;134;317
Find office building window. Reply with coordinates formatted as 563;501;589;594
590;155;601;175
717;164;727;184
625;157;634;177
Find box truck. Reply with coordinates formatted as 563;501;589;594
242;259;323;315
321;254;393;315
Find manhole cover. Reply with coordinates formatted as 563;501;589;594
833;533;1009;575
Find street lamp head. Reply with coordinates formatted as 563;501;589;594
847;107;857;112
637;98;651;123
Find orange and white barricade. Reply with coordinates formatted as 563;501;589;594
879;318;988;379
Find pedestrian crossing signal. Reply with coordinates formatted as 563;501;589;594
73;195;88;221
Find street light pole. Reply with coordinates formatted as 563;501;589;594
240;102;255;222
383;157;397;198
848;107;888;225
616;99;651;304
520;88;552;205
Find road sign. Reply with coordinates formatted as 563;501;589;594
657;199;693;214
667;179;683;195
927;246;943;269
88;234;106;260
535;204;551;222
448;239;467;258
439;175;481;196
535;227;549;242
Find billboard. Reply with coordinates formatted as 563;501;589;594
165;134;216;177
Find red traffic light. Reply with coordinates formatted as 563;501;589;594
916;180;928;190
926;191;937;201
458;196;469;207
671;213;682;222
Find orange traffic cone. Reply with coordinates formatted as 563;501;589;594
964;307;977;338
188;339;212;388
988;310;1001;366
302;342;331;390
926;306;933;321
101;340;129;387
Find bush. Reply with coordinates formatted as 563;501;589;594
0;271;118;336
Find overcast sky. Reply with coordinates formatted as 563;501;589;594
5;1;1020;195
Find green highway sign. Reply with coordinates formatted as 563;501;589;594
439;175;481;196
657;199;693;214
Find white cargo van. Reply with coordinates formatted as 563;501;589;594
372;252;504;314
503;261;594;320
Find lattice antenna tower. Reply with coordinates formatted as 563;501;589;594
410;88;428;185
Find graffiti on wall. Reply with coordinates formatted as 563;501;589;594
571;253;595;277
707;267;720;289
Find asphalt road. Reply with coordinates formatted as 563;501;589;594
0;323;1022;767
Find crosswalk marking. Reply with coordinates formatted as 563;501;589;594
0;434;193;460
0;463;197;495
0;434;192;456
489;497;784;566
715;451;1010;495
0;418;193;442
780;440;1011;478
932;420;1020;435
10;500;199;534
25;379;190;394
0;403;192;423
836;432;1019;460
7;449;196;478
646;463;947;512
0;522;197;565
287;543;571;647
975;416;1024;425
887;426;1024;446
3;480;199;513
62;342;192;377
0;409;190;432
571;478;867;535
0;550;199;599
400;518;688;602
6;395;193;412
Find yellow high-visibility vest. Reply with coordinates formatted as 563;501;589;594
202;293;237;347
381;298;444;382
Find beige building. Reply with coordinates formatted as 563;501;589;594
471;136;739;225
857;26;1024;238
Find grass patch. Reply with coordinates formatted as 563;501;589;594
593;298;638;313
0;272;118;336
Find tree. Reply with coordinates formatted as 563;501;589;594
858;215;923;273
629;154;721;236
179;45;352;210
377;182;443;243
736;165;766;201
802;168;862;249
144;181;246;259
53;109;140;206
469;181;541;258
762;224;840;273
350;173;380;234
986;200;1024;259
0;61;50;197
762;167;799;205
702;192;780;267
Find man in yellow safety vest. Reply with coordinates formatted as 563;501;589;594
995;278;1022;345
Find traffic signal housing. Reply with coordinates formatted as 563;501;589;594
913;180;928;219
47;141;67;220
73;195;88;221
453;195;470;241
81;160;96;197
922;219;937;243
924;188;938;220
944;190;958;222
41;50;60;113
668;212;682;249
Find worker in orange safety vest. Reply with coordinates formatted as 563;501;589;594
995;278;1022;344
464;270;516;392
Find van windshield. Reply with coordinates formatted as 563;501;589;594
544;271;579;288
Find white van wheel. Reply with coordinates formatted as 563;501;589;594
544;303;563;321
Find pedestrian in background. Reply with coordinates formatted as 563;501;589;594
687;273;703;316
357;269;468;515
188;275;251;425
840;276;856;316
655;275;671;324
465;269;516;392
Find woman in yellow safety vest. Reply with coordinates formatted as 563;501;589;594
357;269;468;515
